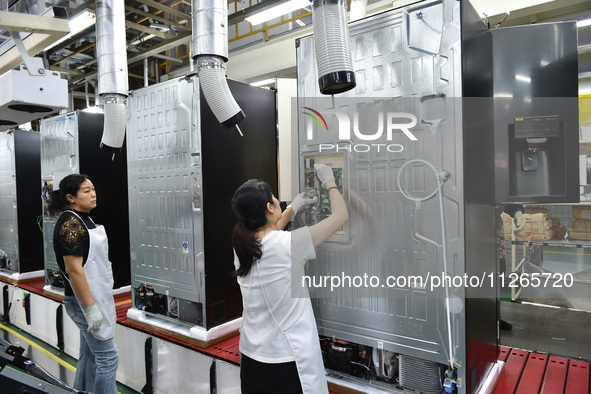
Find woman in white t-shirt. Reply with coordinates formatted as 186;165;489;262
231;164;348;394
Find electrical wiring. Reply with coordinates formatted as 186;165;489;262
482;12;490;29
493;11;510;29
396;159;456;368
350;360;377;376
36;215;43;232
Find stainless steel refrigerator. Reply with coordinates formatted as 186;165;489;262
40;111;130;292
296;1;498;392
126;76;278;330
0;130;43;276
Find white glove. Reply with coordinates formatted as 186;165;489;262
83;303;103;332
514;211;526;232
314;163;335;187
288;192;318;215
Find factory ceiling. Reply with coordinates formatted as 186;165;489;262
0;0;590;110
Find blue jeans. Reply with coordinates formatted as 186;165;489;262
64;295;119;394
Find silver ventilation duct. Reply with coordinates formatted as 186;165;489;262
96;0;129;152
312;0;356;95
192;0;245;129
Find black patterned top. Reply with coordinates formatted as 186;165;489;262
53;209;96;296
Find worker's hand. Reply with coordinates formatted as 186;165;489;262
514;211;526;233
288;193;318;215
83;303;103;332
314;164;335;187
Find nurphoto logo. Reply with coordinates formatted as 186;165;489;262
303;107;418;153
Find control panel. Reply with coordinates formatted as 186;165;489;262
514;115;560;139
296;153;347;240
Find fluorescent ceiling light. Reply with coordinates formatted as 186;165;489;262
83;106;103;113
150;23;170;31
577;18;591;28
250;78;275;87
515;74;531;83
44;10;95;51
246;0;310;25
131;34;156;46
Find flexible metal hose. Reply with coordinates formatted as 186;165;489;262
197;57;245;128
96;0;128;152
312;0;356;94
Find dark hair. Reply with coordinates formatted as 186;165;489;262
231;179;274;277
47;174;91;217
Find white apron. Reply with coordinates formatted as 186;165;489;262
255;262;329;394
66;210;116;341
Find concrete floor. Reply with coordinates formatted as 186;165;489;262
500;300;591;362
499;241;591;362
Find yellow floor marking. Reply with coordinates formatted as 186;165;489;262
0;322;76;372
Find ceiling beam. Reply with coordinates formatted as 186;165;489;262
52;41;95;66
70;32;192;85
125;5;191;32
46;25;96;55
0;11;70;76
152;53;184;63
130;0;191;21
125;20;174;39
128;72;158;82
71;0;96;18
50;65;84;76
127;32;192;65
227;0;286;26
0;11;70;36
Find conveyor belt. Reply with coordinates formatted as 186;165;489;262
565;360;590;394
7;278;591;393
495;348;529;393
542;356;569;393
515;352;548;393
4;277;243;365
115;299;241;365
19;279;61;302
494;347;590;394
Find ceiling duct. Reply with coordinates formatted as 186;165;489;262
0;67;68;132
95;0;128;152
312;0;356;94
192;0;245;131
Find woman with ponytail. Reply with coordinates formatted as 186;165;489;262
231;164;348;394
49;174;119;394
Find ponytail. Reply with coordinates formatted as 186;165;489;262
46;174;90;217
231;179;273;277
47;189;68;217
232;222;262;277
